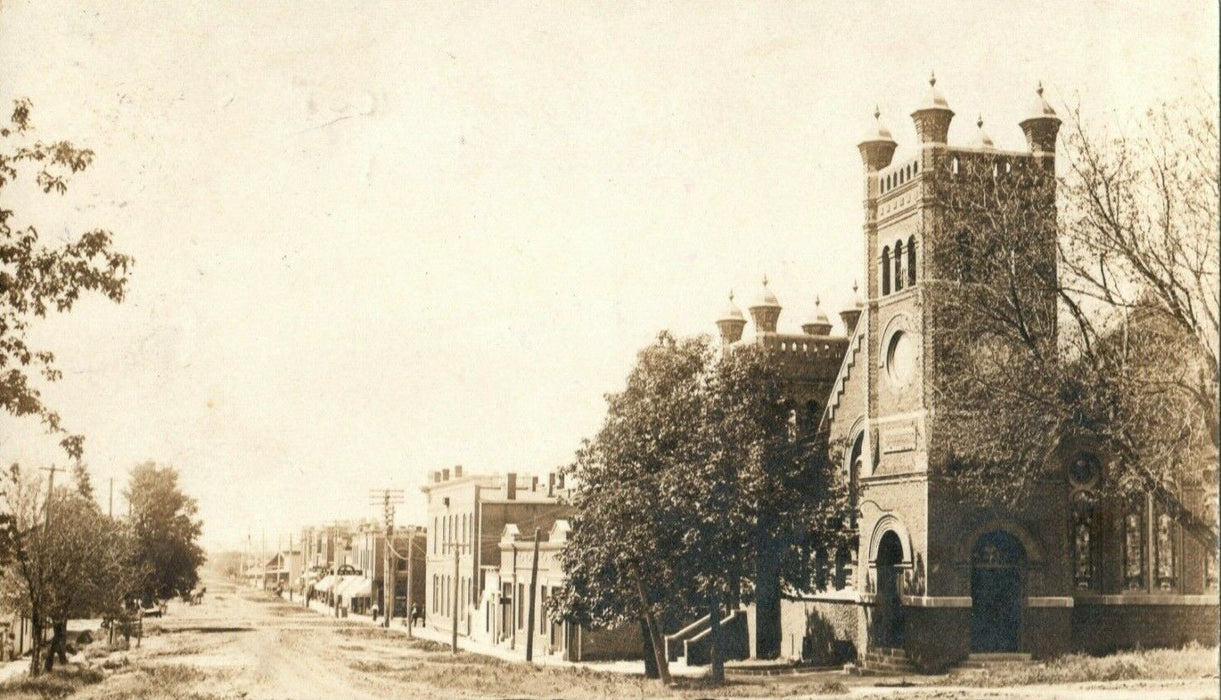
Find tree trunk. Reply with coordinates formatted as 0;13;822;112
631;570;672;686
55;621;68;663
44;621;66;672
639;618;659;679
754;535;781;659
28;613;41;677
708;589;724;685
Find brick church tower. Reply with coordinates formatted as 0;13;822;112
838;75;1075;668
721;76;1216;670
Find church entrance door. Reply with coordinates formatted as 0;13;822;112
873;531;905;648
970;531;1024;653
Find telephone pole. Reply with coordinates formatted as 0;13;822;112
405;525;415;638
525;527;541;662
369;488;404;627
39;465;60;530
108;477;114;519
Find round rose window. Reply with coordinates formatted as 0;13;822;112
886;330;916;387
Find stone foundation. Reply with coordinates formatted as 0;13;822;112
1071;597;1220;654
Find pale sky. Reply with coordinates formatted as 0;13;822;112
0;1;1216;550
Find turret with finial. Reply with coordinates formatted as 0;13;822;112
802;295;833;337
839;280;865;337
748;275;782;334
911;70;954;145
970;114;995;150
858;105;898;172
716;289;747;345
1020;80;1061;157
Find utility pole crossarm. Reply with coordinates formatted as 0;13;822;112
369;488;404;628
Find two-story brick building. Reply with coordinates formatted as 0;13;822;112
421;467;572;641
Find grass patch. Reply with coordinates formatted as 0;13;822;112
335;626;396;640
670;676;849;697
404;638;451;653
0;665;105;700
342;635;850;698
949;643;1219;687
75;664;229;700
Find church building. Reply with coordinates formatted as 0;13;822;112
714;77;1219;671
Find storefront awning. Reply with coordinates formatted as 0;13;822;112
314;575;339;592
338;577;372;602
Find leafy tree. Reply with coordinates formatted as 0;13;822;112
125;462;205;604
0;97;132;460
693;343;850;668
552;332;713;684
552;333;852;684
0;464;136;676
930;93;1218;546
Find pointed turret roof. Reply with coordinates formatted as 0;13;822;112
970;114;995;150
1025;81;1058;120
916;71;952;112
750;275;780;309
860;105;896;144
717;290;745;323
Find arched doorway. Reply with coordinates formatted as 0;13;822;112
970;531;1025;652
873;531;904;647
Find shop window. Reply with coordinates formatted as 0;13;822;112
517;583;525;628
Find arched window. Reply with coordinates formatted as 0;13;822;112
848;431;864;526
814;548;829;591
833;546;852;590
1123;500;1145;591
881;247;891;295
907;235;917;287
893;240;904;291
1155;506;1176;591
1071;493;1095;590
803;400;820;436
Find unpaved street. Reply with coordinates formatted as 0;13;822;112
56;581;1217;700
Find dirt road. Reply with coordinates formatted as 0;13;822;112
60;581;1216;700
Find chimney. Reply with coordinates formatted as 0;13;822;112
441;467;450;481
506;473;517;501
548;473;557;497
453;464;463;478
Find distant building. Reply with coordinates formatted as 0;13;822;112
488;519;641;661
263;550;303;590
421;467;571;641
351;524;427;617
300;522;364;573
